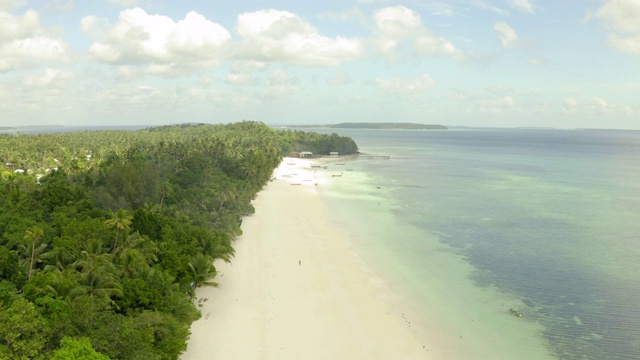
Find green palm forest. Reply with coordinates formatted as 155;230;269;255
0;121;358;359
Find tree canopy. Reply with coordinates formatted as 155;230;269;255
0;121;358;359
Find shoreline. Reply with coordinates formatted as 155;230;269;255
181;158;439;359
314;154;556;360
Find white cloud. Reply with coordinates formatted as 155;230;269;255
136;85;157;92
473;1;510;16
493;21;520;48
267;69;294;86
264;69;299;97
23;67;74;87
0;0;25;11
559;96;635;118
82;7;231;73
622;105;635;115
563;97;578;111
225;73;262;86
477;96;516;113
80;15;108;37
169;12;230;56
113;65;142;82
0;67;77;116
506;0;535;14
486;85;514;96
44;0;75;12
0;8;39;43
0;9;69;72
338;94;364;105
318;8;367;25
234;9;365;66
374;6;422;40
375;74;435;94
373;6;465;61
230;60;267;73
417;2;455;17
94;83;166;111
592;96;608;113
143;63;193;77
527;57;545;65
225;60;266;86
449;87;518;113
593;0;640;56
108;0;139;7
327;71;353;85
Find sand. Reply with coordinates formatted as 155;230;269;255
181;158;438;360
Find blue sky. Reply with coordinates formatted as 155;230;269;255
1;0;639;129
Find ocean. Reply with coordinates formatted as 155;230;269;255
308;128;640;359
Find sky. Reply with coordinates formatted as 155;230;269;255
1;0;639;129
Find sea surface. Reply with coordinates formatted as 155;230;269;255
306;128;640;359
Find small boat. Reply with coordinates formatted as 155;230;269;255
509;309;523;318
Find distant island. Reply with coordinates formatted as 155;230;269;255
330;122;447;130
287;122;447;130
2;125;63;129
0;125;65;133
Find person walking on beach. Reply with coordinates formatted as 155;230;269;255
299;260;301;266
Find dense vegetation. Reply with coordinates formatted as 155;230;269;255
0;121;358;359
276;130;358;155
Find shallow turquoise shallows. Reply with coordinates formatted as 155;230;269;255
308;127;640;360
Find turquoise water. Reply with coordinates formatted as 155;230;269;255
312;128;640;359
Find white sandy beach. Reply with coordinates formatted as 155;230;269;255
181;158;438;360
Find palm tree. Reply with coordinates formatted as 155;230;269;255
43;270;83;302
135;267;201;323
21;226;47;280
44;250;76;273
72;239;114;276
114;231;158;276
165;285;201;323
104;209;133;252
197;234;234;263
216;186;236;213
187;254;219;289
158;182;172;212
71;238;122;302
75;268;123;300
